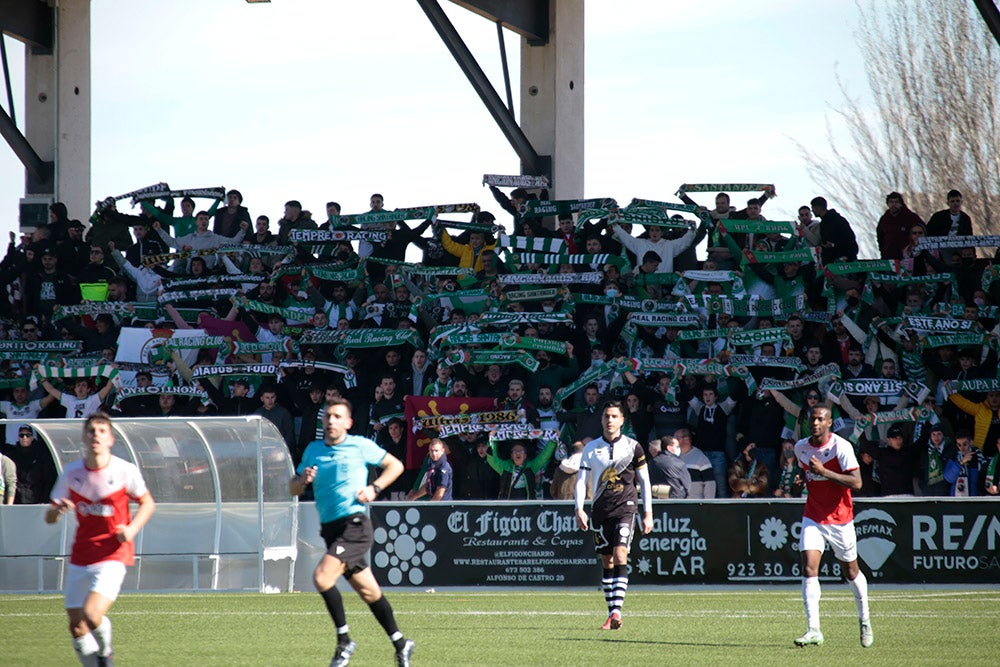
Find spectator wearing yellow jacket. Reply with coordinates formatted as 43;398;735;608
438;225;498;272
947;388;1000;458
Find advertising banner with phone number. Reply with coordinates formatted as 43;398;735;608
370;499;999;587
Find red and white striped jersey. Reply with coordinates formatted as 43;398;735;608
50;456;149;566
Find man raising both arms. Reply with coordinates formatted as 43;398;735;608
46;413;156;667
793;405;873;648
574;400;653;630
290;398;414;667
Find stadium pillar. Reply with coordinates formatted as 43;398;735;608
23;0;91;222
519;1;583;199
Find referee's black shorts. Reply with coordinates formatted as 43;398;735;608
320;513;373;576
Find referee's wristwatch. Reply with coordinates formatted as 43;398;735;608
371;483;382;495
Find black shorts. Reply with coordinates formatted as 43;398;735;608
590;514;637;556
320;513;373;576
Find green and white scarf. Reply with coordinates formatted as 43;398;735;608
759;363;841;391
0;340;82;354
158;288;239;304
482;174;548;189
718;219;797;235
288;229;387;243
498;234;566;254
850;407;932;444
190;363;277;379
476;311;573;327
676;182;773;194
232;297;315;322
950;378;1000;393
901;315;978;335
511;252;624;268
741;247;820;265
922;333;994;350
53;301;159;320
113;385;210;410
35;363;119;383
497;271;604;285
916;235;1000;249
278;360;351;376
823;259;899;276
521;198;615;218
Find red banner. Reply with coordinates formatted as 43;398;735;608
403;395;496;469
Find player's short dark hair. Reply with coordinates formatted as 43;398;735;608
947;189;962;199
809;404;832;419
602;399;624;415
83;412;113;432
810;196;828;209
326;396;354;413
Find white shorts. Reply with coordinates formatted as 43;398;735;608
64;561;127;609
799;517;857;562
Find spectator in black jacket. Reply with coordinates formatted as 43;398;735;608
810;196;859;264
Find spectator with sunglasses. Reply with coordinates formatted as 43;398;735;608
0;426;57;504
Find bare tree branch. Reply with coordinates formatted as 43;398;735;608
795;0;1000;257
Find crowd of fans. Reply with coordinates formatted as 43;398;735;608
1;182;1000;507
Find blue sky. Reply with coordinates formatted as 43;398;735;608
0;0;871;252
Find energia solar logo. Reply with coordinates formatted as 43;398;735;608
372;508;439;585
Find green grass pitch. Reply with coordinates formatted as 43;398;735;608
1;588;995;666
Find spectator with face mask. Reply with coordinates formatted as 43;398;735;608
647;436;691;499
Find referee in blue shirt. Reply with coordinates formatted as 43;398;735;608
291;398;414;667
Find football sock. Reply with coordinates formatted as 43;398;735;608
601;568;614;614
72;632;100;667
319;587;351;644
367;595;406;650
92;617;112;657
848;570;870;621
802;576;821;630
610;564;629;615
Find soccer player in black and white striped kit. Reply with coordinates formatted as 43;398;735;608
574;400;653;630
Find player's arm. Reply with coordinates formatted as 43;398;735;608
635;458;654;535
574;464;589;530
45;497;74;524
117;492;156;543
358;452;404;503
290;464;317;497
807;457;862;490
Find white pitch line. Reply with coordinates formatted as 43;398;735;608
1;609;996;620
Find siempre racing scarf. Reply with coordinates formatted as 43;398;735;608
288;229;387;243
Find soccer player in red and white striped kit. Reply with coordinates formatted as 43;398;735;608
46;413;156;666
793;405;873;648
